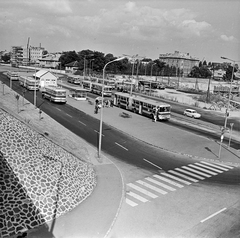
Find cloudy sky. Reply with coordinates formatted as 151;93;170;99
1;0;239;63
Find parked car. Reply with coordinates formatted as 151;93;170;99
183;109;201;119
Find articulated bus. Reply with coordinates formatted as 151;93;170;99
19;76;39;90
113;92;171;121
7;71;19;81
91;82;114;96
42;86;67;103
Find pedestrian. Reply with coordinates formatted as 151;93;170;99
153;107;158;122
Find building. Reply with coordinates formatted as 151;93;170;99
29;46;44;64
38;53;61;69
65;61;81;73
159;51;199;77
11;46;24;66
32;69;58;89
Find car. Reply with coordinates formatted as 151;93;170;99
183;109;201;119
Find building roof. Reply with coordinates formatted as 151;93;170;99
32;69;56;79
65;61;81;67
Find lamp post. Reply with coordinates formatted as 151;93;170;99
98;57;125;158
218;56;236;159
34;65;37;108
83;55;86;80
228;123;234;148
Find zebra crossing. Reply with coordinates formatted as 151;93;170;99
125;161;236;207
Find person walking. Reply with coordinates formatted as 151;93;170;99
153;107;158;122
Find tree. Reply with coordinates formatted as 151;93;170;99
59;51;79;68
223;65;237;81
1;53;10;62
189;66;212;78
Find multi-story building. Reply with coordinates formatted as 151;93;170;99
38;52;61;69
29;46;44;64
11;46;24;66
159;51;199;76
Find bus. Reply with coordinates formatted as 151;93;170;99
91;82;114;96
82;80;92;90
97;78;115;87
67;75;81;85
19;76;39;90
7;71;19;81
113;92;171;121
42;86;67;103
69;88;88;101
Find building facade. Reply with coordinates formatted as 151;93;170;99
159;51;199;77
29;46;44;63
38;53;61;69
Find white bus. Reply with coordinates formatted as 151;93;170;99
91;82;114;97
42;86;67;103
82;80;92;90
19;76;39;90
113;92;171;121
69;88;88;101
7;71;19;81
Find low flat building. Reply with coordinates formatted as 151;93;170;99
32;69;58;89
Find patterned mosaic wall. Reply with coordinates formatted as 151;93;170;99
0;108;97;238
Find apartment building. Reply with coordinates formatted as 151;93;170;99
159;51;199;76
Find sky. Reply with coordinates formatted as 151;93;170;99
0;0;239;63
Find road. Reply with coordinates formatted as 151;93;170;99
1;69;240;238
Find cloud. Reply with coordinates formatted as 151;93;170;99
220;34;236;42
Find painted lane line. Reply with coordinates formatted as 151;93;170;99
212;162;234;169
161;172;191;185
188;164;218;176
127;191;149;203
153;174;184;188
175;168;205;180
201;161;229;171
126;198;138;207
56;108;61;111
115;142;128;151
66;113;72;118
169;170;198;183
200;208;227;223
145;177;176;191
94;130;105;137
127;183;158;198
182;166;212;178
195;163;224;173
143;158;162;170
136;180;167;195
78;120;86;126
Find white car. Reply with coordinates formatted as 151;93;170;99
183;109;201;119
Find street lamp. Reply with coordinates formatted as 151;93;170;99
218;56;236;159
34;65;37;108
98;56;125;158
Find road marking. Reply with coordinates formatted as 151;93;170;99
66;113;72;118
161;172;191;185
201;161;229;171
182;166;212;178
175;168;205;180
143;158;162;170
212;162;234;169
169;170;198;182
196;163;224;173
94;130;105;137
56;108;61;111
153;174;184;188
126;198;138;207
145;177;176;191
127;183;158;198
127;191;149;202
137;180;168;194
115;142;128;151
188;164;218;175
200;208;227;223
78;120;86;126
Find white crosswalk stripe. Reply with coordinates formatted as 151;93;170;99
153;174;184;188
195;162;224;173
200;161;229;171
175;168;205;180
189;164;218;175
182;166;212;178
126;161;236;207
212;162;234;169
127;191;149;202
160;172;191;185
126;198;138;207
136;180;168;194
127;183;158;198
145;177;176;191
168;170;198;182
